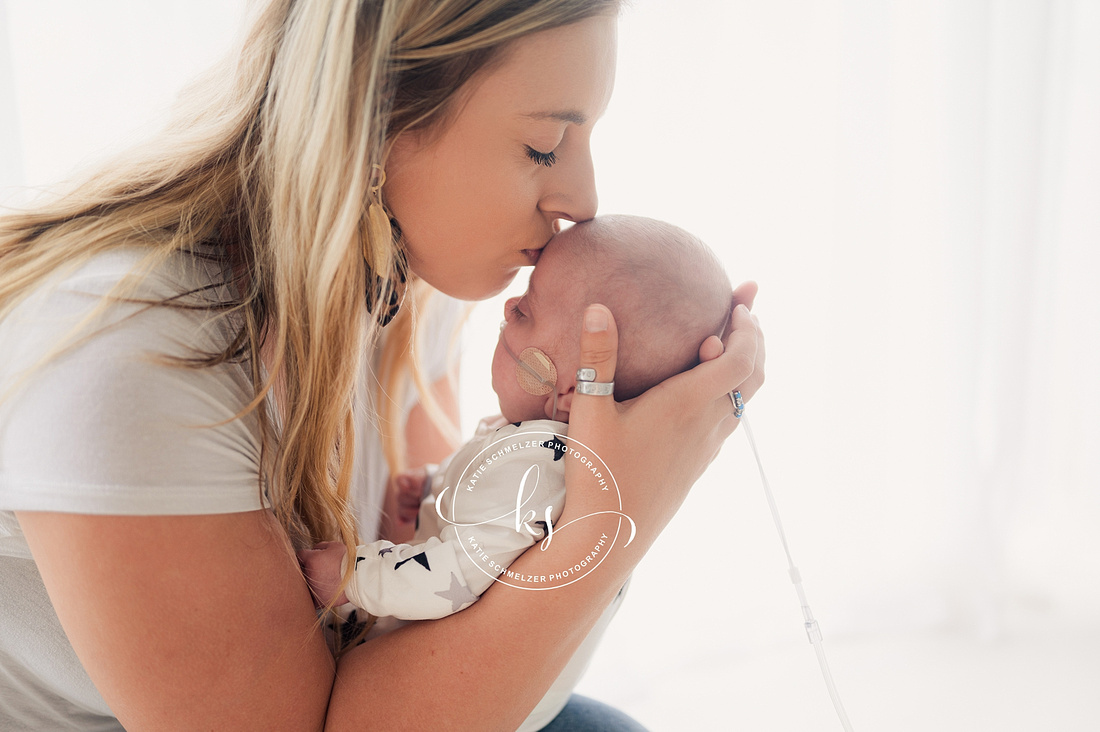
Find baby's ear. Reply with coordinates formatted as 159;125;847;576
546;388;574;422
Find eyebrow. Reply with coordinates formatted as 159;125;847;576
523;110;588;126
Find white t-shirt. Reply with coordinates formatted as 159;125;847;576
0;248;463;730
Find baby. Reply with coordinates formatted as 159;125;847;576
299;214;732;616
298;214;732;730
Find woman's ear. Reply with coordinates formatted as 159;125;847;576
545;387;574;422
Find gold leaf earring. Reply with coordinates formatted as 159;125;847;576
364;164;407;327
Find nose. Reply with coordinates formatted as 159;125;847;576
539;140;598;226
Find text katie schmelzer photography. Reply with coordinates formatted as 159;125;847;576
436;429;636;590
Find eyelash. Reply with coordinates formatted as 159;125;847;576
525;145;557;168
510;302;526;319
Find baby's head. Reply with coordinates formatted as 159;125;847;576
492;215;732;423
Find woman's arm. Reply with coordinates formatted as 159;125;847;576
327;291;764;731
17;509;334;731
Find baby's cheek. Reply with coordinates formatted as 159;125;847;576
490;346;510;397
489;351;515;412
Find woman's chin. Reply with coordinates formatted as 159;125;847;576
413;265;520;302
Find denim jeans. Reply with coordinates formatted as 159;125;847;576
539;695;649;732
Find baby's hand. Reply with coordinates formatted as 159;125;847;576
296;541;349;608
380;467;429;543
393;468;427;524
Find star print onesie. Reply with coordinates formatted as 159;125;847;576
344;418;572;618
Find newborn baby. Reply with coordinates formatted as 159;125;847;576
300;214;733;614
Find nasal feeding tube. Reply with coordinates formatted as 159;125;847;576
499;322;560;420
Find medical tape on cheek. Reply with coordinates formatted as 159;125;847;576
515;347;557;396
499;321;558;397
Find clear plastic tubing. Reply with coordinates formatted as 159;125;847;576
740;414;855;731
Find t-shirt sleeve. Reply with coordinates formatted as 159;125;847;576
0;250;267;515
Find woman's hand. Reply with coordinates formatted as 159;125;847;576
560;281;765;553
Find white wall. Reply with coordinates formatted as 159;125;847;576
2;0;246;197
3;1;1098;728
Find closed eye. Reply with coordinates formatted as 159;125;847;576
524;145;557;168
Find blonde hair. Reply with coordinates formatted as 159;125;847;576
0;0;619;561
372;280;465;476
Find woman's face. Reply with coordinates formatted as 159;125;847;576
384;14;617;301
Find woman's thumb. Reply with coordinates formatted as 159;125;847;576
577;305;618;389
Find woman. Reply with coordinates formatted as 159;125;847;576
0;1;763;729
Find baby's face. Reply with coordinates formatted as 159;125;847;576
491;236;587;423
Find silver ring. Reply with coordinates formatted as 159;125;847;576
576;368;615;396
730;390;745;419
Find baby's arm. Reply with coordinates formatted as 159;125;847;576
309;426;565;620
299;465;431;607
296;529;484;615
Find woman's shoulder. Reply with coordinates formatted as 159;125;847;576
0;246;265;516
30;244;228;299
3;245;238;366
40;244;235;322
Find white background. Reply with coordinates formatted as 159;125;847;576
2;1;1098;729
